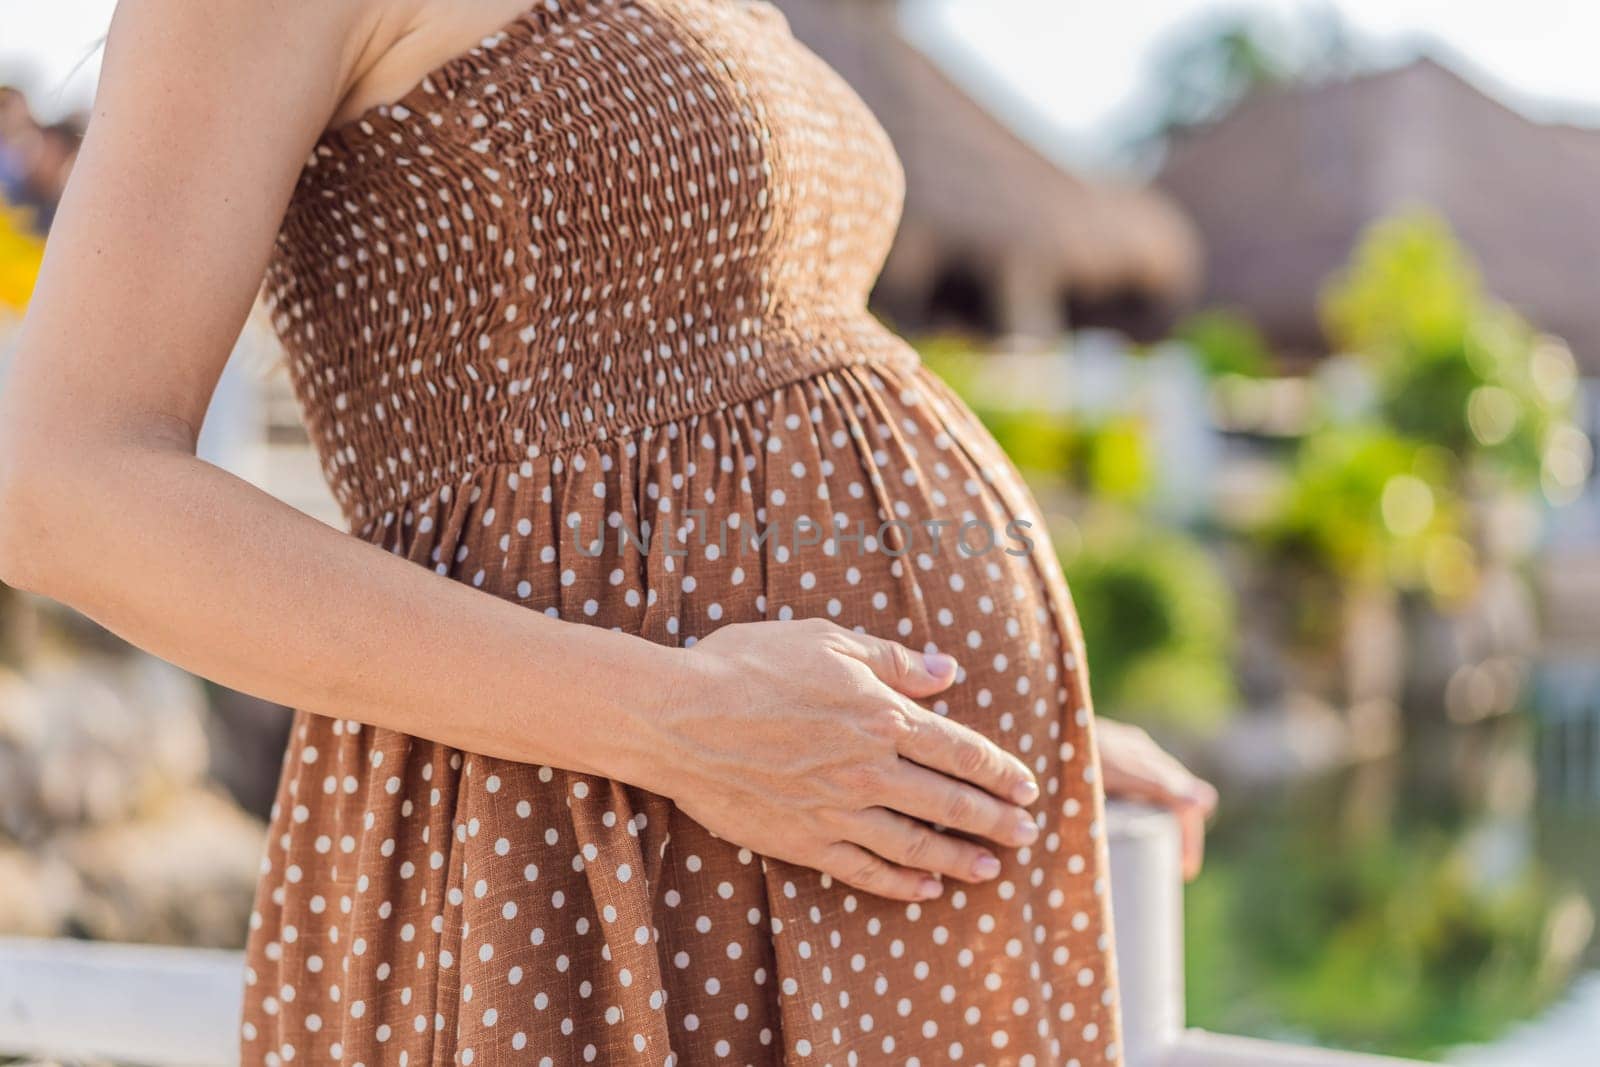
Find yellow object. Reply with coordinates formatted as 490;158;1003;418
0;201;44;313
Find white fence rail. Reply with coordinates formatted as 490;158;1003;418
0;938;240;1066
1104;805;1417;1066
0;805;1422;1066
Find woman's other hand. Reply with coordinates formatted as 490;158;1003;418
1096;719;1218;881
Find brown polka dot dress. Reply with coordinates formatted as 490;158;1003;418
243;1;1122;1064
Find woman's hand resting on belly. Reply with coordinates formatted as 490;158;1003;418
628;618;1043;904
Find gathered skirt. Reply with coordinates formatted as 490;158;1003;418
241;359;1122;1066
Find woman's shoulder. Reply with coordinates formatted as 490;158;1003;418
326;0;544;132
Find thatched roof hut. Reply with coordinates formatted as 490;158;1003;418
775;0;1201;342
1159;57;1600;372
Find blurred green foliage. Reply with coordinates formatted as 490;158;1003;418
1320;211;1589;503
976;408;1074;480
1256;426;1474;601
979;409;1155;505
1252;212;1589;607
1062;521;1237;733
1173;308;1276;379
1188;763;1591;1059
913;334;986;399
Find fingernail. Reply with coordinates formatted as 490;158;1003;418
919;877;944;899
923;651;957;680
1012;779;1040;805
1016;814;1039;844
973;854;1001;880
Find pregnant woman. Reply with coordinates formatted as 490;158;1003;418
0;0;1216;1063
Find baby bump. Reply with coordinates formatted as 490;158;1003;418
260;361;1116;1064
751;364;1095;793
355;360;1104;884
368;359;1098;772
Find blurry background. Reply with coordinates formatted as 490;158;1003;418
4;0;1600;1062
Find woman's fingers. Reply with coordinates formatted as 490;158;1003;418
824;623;1037;804
1173;776;1217;881
1178;803;1208;882
895;702;1040;805
1096;719;1218;881
816;842;944;903
841;630;961;700
677;621;1061;901
882;759;1038;850
848;807;1006;884
827;625;1038;805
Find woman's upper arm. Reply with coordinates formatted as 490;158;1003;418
1;0;373;452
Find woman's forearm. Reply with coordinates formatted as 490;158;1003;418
0;425;680;786
0;420;1053;899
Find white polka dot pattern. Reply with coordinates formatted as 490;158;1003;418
246;2;1121;1064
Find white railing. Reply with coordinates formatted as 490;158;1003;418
0;805;1423;1066
1104;805;1419;1066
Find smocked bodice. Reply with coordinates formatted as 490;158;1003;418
264;0;911;528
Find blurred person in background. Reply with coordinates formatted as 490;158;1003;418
0;87;82;234
0;2;1213;1064
16;119;82;232
0;86;37;203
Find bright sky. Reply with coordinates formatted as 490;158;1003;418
7;0;1600;164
